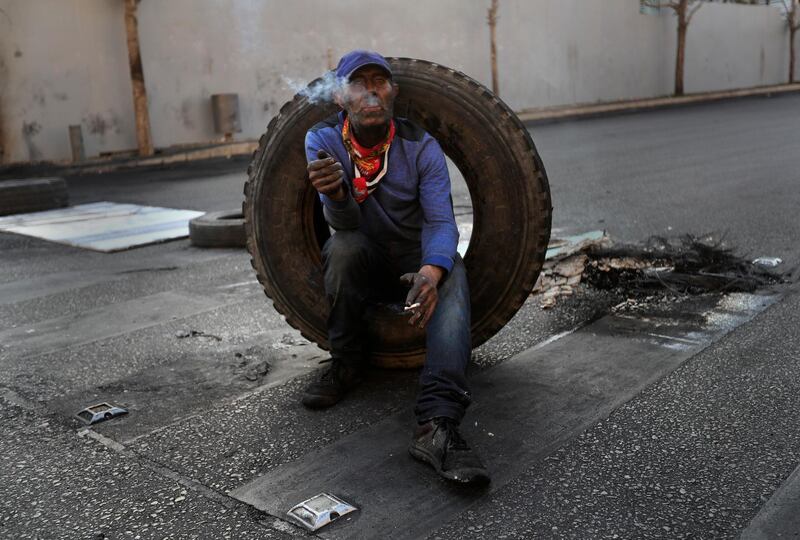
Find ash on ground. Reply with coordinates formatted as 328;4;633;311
534;234;785;311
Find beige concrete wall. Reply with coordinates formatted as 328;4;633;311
0;0;794;163
669;2;791;94
134;0;490;150
0;1;136;162
497;0;672;110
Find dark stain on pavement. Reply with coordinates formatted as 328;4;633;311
49;346;278;442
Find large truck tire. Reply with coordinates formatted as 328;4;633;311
0;177;68;216
243;58;552;368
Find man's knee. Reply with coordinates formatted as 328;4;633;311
322;230;372;273
438;255;469;305
428;255;470;336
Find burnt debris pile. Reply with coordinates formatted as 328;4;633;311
534;233;785;309
584;235;783;295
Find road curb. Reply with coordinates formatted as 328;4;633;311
0;141;257;179
2;83;798;178
518;83;800;124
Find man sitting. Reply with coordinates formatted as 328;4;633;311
303;50;489;485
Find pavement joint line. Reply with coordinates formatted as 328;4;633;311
78;427;127;452
518;327;579;353
217;279;259;289
644;332;704;344
76;427;309;538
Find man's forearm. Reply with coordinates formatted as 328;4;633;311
327;184;346;201
322;193;361;230
418;264;445;287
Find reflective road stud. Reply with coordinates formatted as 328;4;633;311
287;493;357;532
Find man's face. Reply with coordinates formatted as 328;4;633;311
336;65;397;129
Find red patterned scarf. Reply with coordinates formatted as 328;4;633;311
341;117;395;203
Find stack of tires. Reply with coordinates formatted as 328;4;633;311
0;177;69;216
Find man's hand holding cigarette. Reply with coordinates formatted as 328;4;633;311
400;264;444;329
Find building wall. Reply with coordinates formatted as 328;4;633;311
671;2;791;94
0;1;136;163
497;0;672;111
134;0;490;150
0;0;794;163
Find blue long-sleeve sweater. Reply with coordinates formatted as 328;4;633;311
305;112;459;273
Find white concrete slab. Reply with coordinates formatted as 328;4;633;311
0;202;204;252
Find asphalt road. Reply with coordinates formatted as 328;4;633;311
1;93;799;539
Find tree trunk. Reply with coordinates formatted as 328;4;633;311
124;0;153;157
790;1;798;84
0;54;5;163
0;108;5;164
791;26;796;83
674;0;689;96
675;22;687;95
488;0;500;96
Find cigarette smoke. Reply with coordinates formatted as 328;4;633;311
283;71;347;105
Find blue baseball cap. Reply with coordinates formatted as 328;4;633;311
335;50;392;80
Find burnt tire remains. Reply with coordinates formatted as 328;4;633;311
0;177;68;216
243;58;552;367
189;210;246;248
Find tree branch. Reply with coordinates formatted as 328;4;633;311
782;0;800;30
0;7;11;27
687;1;703;25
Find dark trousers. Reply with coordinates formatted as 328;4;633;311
322;230;472;424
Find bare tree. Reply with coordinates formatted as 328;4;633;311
0;6;10;163
644;0;704;95
782;0;800;82
124;0;153;157
487;0;500;96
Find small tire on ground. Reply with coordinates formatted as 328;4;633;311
189;210;247;248
243;57;552;368
0;177;69;216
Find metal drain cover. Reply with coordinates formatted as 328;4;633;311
75;402;128;425
287;493;357;531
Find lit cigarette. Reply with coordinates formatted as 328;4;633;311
404;303;421;311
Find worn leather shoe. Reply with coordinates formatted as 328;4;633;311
409;418;490;485
301;360;363;409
